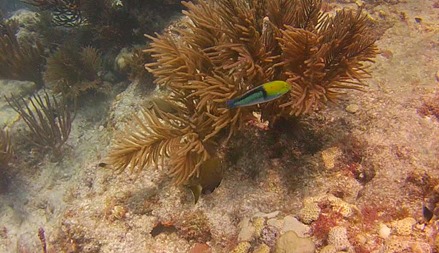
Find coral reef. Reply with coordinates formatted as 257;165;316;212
5;91;74;154
81;0;182;49
1;0;438;251
23;0;84;27
0;18;45;86
108;0;378;186
24;0;182;49
44;45;104;99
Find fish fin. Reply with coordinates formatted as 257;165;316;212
189;184;202;204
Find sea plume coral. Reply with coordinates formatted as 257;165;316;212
275;8;377;116
0;129;13;168
108;0;378;185
108;101;217;185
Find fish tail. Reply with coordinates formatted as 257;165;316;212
226;99;236;108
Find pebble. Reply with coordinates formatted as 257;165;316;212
379;223;391;239
231;241;251;253
281;216;310;237
346;104;359;113
391;217;416;236
238;218;255;242
435;70;439;82
328;226;352;251
298;202;321;224
253;217;265;237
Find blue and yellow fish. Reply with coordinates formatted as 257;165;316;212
226;80;291;108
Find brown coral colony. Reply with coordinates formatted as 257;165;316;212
107;0;378;186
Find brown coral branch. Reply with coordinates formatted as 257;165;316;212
0;129;13;168
107;107;215;184
5;92;73;154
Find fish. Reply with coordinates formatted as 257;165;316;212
226;80;291;108
187;157;224;204
422;204;433;222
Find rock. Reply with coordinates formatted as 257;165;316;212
319;245;337;253
231;242;251;253
321;147;342;170
435;70;439;82
298;202;321;224
189;243;211;253
238;218;256;242
327;226;352;251
253;243;270;253
260;225;279;247
346;104;359;113
326;195;356;218
267;218;284;230
281;216;310;237
384;238;431;253
298;194;356;224
253;211;280;219
379;223;391;239
391;217;416;236
252;217;265;237
275;231;315;253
